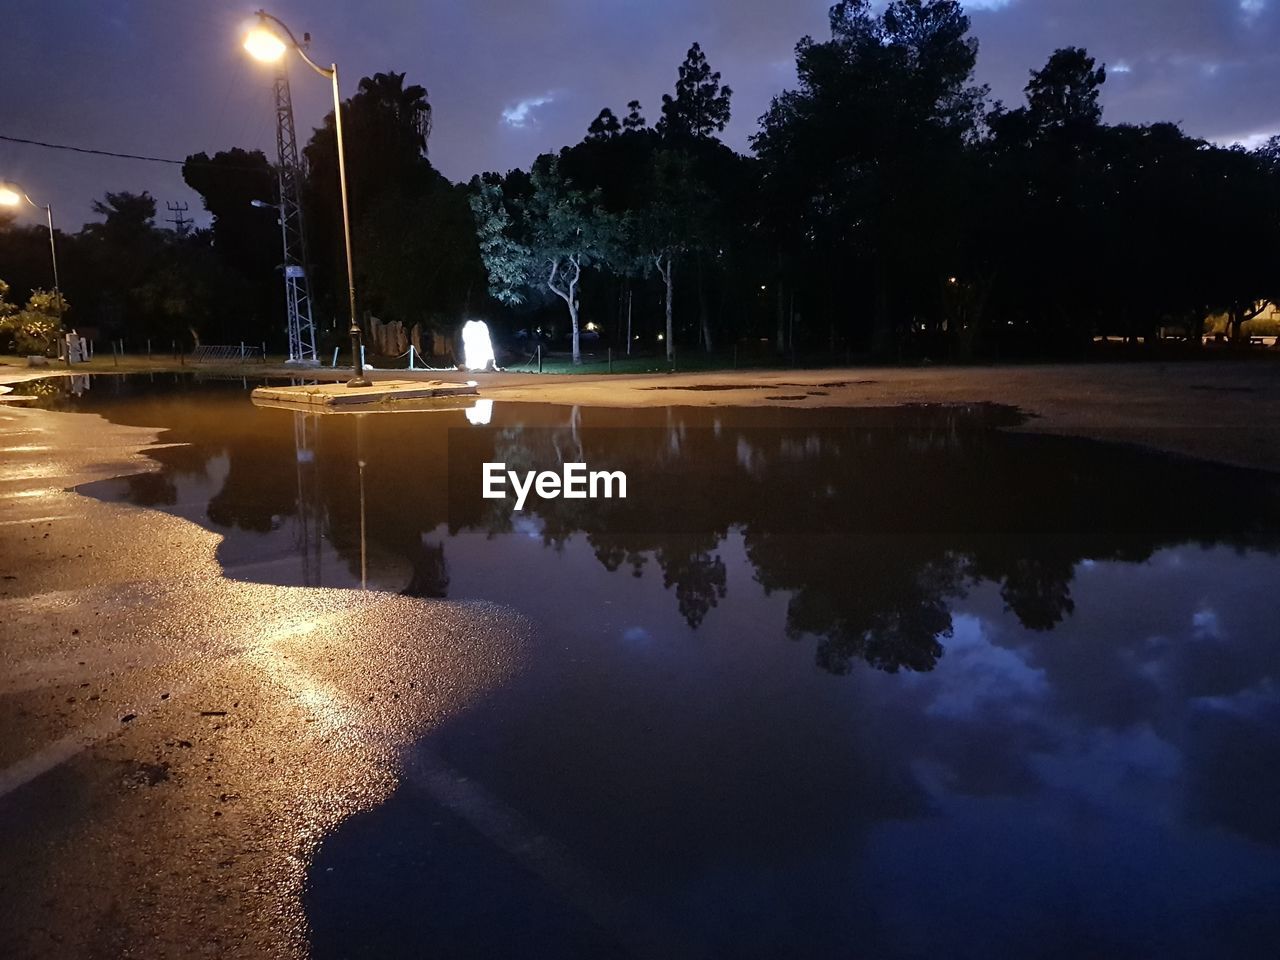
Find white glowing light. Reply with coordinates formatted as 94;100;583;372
244;27;287;62
466;398;494;426
461;319;496;371
0;186;22;207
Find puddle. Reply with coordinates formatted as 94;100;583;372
33;374;1280;958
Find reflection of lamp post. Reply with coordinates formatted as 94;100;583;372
355;413;368;590
243;10;369;387
0;182;66;363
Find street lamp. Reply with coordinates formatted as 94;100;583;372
243;10;369;387
0;182;66;363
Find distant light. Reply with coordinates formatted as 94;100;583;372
584;321;598;332
244;26;288;62
461;319;496;371
0;186;21;207
759;284;766;291
657;333;665;341
947;276;958;284
465;398;494;426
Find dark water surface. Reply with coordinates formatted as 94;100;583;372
31;374;1280;958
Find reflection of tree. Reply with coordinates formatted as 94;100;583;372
400;539;449;599
206;441;297;531
994;555;1076;631
750;535;961;673
123;471;177;508
657;539;727;629
86;389;1280;678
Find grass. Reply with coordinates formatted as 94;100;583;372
0;353;290;375
501;347;861;376
1;347;861;379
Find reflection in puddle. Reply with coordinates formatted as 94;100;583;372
40;374;1280;958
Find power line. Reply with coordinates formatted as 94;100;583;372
0;133;274;172
0;133;187;165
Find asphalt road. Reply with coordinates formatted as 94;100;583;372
0;401;531;959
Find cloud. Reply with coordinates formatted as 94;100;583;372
12;0;1280;227
969;0;1280;141
501;92;557;129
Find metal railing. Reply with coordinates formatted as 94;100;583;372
190;344;263;363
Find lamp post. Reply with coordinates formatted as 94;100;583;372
243;11;369;387
0;182;66;364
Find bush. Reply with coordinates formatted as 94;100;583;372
0;285;66;356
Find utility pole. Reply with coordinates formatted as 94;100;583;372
272;54;318;364
165;201;192;237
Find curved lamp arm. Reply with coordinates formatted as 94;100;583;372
253;10;335;78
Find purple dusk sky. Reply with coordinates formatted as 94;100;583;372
3;0;1279;230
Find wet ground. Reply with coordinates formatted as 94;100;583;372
3;372;1280;958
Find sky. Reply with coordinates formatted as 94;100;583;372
3;0;1280;230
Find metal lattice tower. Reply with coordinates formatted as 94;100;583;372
273;65;318;364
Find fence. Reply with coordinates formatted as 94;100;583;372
190;344;264;363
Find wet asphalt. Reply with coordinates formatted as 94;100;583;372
0;402;530;959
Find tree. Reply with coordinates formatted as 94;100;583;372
629;150;713;359
623;100;647;131
357;175;487;330
754;0;986;355
77;191;165;336
0;287;67;355
470;159;620;363
1025;46;1106;132
182;148;279;343
84;190;159;245
656;42;733;141
586;108;622;140
304;70;435;325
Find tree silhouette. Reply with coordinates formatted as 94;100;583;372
657;42;733;140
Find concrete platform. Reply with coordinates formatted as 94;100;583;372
250;378;478;408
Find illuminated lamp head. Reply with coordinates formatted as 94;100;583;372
244;24;288;62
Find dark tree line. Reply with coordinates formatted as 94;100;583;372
4;0;1279;359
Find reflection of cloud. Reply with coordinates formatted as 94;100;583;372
501;92;556;128
1032;724;1181;810
622;626;652;644
511;514;543;539
1191;607;1222;641
918;614;1046;719
1192;677;1279;718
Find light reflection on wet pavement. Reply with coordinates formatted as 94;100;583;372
5;373;1280;959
